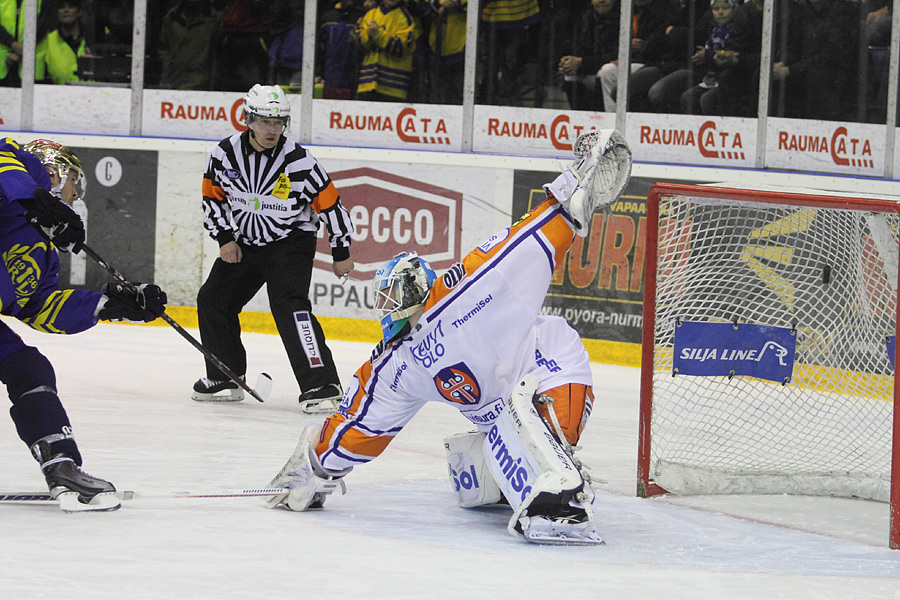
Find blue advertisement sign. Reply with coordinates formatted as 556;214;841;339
673;321;796;384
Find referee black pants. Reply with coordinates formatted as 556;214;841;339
196;232;339;394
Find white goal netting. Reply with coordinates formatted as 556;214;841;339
642;185;899;502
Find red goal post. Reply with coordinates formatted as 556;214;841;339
638;182;900;549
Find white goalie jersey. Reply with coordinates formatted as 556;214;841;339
317;198;593;472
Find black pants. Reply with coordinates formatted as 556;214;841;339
197;233;339;394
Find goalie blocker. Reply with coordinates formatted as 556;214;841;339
444;374;601;545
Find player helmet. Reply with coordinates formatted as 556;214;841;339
373;252;437;342
243;84;291;129
22;138;86;200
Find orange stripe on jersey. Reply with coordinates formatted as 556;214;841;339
316;412;395;459
202;176;226;201
423;197;572;309
312;181;340;213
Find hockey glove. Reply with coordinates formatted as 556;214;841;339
19;188;86;253
97;282;167;323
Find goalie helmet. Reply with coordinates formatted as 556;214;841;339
22;138;86;201
243;84;291;128
372;252;437;342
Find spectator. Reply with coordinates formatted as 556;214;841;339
158;0;222;90
84;0;164;84
40;0;91;85
677;0;734;114
268;0;304;88
714;0;763;116
866;0;891;47
0;0;58;86
557;0;620;112
356;0;420;102
645;0;716;114
479;0;541;106
420;0;467;104
597;0;672;112
316;0;365;99
214;0;270;92
769;0;859;121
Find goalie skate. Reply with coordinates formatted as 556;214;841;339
566;129;632;237
520;514;604;546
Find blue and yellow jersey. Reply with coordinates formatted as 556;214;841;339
0;138;102;334
357;2;420;99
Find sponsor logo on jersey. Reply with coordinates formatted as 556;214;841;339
535;349;561;373
389;363;407;392
487;424;533;501
272;173;291;199
477;230;508;254
4;243;45;304
224;169;241;180
411;321;445;368
451;294;492;329
294;311;323;368
434;362;481;405
441;262;466;289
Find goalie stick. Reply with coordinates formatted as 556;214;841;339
80;243;273;403
0;488;288;502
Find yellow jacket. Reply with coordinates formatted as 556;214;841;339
357;3;420;99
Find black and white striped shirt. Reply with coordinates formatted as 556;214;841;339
202;131;353;259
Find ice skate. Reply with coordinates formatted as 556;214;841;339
298;383;342;415
564;129;632;237
192;377;244;402
41;454;121;512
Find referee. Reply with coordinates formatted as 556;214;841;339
192;84;354;414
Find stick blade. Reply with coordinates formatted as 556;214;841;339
253;373;273;402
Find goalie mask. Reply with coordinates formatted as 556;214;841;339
243;84;291;131
373;252;437;342
22;138;86;202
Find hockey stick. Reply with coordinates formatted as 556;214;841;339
79;243;272;403
0;488;287;502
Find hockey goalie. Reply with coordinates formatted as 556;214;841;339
268;130;632;545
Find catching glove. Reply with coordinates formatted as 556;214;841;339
97;282;167;323
19;187;86;253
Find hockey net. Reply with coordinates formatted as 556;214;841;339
638;183;900;548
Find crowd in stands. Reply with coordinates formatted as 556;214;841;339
0;0;894;122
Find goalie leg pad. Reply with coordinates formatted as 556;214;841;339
444;431;503;508
267;423;350;511
485;374;602;545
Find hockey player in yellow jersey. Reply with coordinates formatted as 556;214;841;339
268;130;632;544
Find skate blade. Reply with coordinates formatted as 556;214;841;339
192;389;245;403
299;398;338;415
522;517;604;546
56;491;122;512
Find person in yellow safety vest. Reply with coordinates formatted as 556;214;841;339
0;0;55;86
39;0;89;84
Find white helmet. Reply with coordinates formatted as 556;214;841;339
243;84;291;127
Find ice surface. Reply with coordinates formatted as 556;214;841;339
1;321;899;600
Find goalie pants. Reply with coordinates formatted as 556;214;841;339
197;231;340;393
